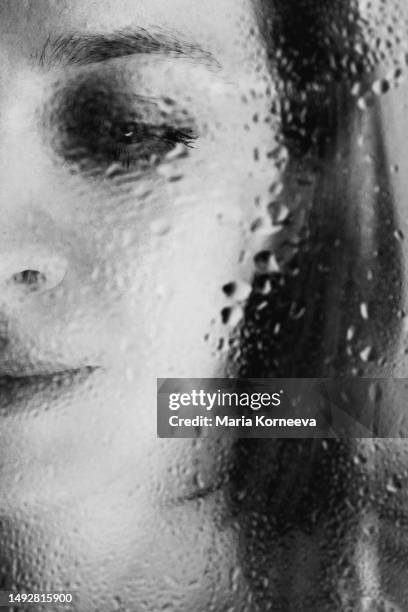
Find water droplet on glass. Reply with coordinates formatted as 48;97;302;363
371;78;391;95
254;250;280;274
104;162;122;178
271;203;290;224
221;306;244;327
222;281;252;302
359;346;373;362
150;218;171;235
347;326;356;341
385;476;401;494
250;217;283;236
164;142;189;162
360;302;369;320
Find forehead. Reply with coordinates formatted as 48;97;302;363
0;0;260;70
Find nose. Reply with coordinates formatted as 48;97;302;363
0;249;67;293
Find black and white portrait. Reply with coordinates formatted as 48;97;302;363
0;1;407;610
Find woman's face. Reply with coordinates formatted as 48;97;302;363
0;0;279;609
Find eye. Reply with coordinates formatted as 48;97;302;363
106;120;197;168
48;79;198;173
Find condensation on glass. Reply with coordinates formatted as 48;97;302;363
1;0;408;611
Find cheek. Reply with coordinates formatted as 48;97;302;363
66;88;280;373
99;206;247;376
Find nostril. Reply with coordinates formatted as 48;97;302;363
1;252;68;292
11;270;47;287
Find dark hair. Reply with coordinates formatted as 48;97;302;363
228;4;399;607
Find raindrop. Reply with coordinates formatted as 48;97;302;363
359;346;373;362
104;162;122;178
253;250;280;274
222;281;252;302
290;305;306;320
250;216;283;235
254;275;272;295
164;142;189;162
371;77;391;95
357;94;374;110
270;203;290;224
385;476;401;494
229;567;241;593
150;218;171;235
347;326;356;341
368;382;382;404
221;306;244;327
350;82;362;97
360;302;369;319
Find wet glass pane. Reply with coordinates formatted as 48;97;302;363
1;0;408;610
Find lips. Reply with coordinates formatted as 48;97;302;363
0;366;98;416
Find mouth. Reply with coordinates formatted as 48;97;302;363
0;366;99;416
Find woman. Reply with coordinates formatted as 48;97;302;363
0;1;282;610
0;0;407;610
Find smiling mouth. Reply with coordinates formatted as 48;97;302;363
0;366;98;415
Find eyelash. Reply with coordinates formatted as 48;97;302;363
106;121;197;169
54;88;198;174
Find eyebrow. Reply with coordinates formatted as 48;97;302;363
34;28;219;69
